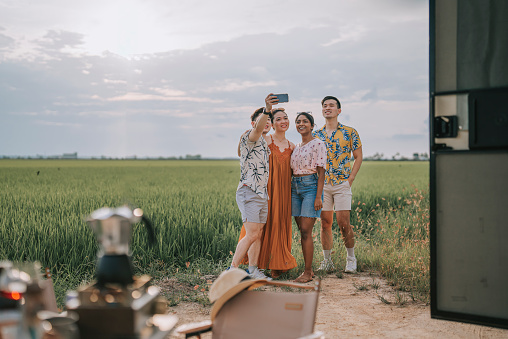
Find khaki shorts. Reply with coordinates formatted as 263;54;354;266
323;181;352;211
236;185;268;224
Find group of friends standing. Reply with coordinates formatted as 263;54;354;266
230;93;363;283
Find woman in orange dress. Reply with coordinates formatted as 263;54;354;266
238;108;297;278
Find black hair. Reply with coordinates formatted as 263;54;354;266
251;107;272;122
321;95;341;109
295;112;314;126
270;108;287;124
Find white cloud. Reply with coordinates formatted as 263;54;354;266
10;110;60;116
321;25;367;47
103;78;127;84
180;122;241;130
0;0;429;158
0;0;427;58
104;92;223;103
77;110;126;117
206;80;278;92
150;87;186;96
34;120;81;127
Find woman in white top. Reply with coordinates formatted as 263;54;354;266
290;112;327;283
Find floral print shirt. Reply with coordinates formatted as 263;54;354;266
237;130;270;198
312;123;362;185
290;138;327;175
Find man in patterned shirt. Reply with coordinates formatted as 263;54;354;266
313;95;363;273
230;94;278;279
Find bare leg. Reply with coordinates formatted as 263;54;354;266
320;210;334;251
336;210;354;248
232;222;264;267
295;216;316;282
247;235;262;267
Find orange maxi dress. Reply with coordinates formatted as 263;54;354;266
238;137;297;271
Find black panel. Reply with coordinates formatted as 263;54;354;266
457;1;508;90
469;87;508;149
434;116;458;138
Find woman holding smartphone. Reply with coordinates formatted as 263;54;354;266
238;107;297;278
290;112;326;283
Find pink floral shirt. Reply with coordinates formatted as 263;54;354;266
290;138;327;175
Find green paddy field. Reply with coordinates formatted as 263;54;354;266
0;160;429;304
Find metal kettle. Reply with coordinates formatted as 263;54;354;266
86;206;155;286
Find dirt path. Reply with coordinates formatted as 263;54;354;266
167;271;508;338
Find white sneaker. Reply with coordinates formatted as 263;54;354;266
317;259;335;272
249;268;272;281
345;256;357;273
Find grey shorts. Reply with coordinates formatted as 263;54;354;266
236;185;268;224
323;181;352;211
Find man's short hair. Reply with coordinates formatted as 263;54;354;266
321;96;341;108
251;107;272;122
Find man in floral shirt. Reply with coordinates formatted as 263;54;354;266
230;94;278;279
313;96;363;273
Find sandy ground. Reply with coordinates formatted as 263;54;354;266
166;271;508;338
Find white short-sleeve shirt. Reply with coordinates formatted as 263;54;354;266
237;130;270;198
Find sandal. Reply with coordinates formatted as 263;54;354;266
294;272;313;283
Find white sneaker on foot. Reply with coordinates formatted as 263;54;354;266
345;256;357;273
249;268;272;281
317;259;335;272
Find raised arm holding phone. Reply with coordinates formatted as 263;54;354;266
229;94;278;279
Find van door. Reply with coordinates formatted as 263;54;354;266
430;0;508;329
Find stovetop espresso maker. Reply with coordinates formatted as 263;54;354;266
68;206;177;338
87;206;155;286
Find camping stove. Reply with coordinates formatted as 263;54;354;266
67;275;175;339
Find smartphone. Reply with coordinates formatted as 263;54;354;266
274;93;289;103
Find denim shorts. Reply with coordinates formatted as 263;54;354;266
291;174;323;218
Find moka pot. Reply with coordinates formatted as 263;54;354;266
86;206;155;286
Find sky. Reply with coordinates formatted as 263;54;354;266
0;0;429;159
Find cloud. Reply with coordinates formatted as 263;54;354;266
34;120;81;127
104;92;224;103
180;122;241;130
38;30;84;50
206;80;278;92
103;78;127;84
151;87;186;96
321;25;367;47
0;32;14;49
0;1;429;158
392;133;427;141
76;110;127;117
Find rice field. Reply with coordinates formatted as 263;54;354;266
0;159;429;303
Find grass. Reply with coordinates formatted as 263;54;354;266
0;159;429;306
355;185;430;303
1;159;241;305
353;283;369;291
